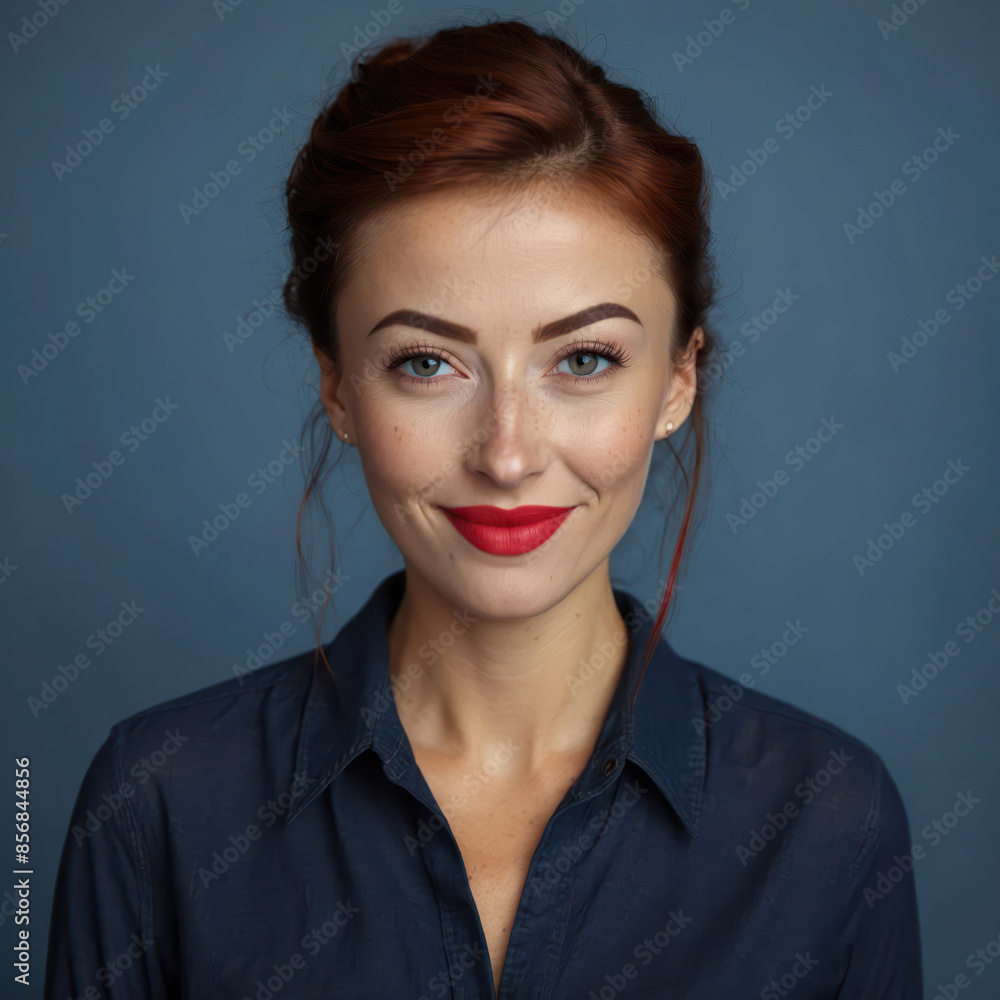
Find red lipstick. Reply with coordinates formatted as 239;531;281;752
438;505;576;556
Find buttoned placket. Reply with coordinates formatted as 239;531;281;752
489;741;630;1000
372;670;632;1000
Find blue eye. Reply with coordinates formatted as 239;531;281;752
397;354;457;379
551;339;630;382
554;352;614;378
385;347;458;380
383;338;630;385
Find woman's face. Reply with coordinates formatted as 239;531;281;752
318;180;702;619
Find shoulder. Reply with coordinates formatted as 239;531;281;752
75;649;323;819
688;657;911;864
697;658;880;764
111;649;317;754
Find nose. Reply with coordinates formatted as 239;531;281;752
464;385;548;490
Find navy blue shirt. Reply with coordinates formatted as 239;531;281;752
45;570;921;999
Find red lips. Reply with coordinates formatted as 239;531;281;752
438;505;576;555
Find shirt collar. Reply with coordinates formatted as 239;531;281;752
286;569;706;837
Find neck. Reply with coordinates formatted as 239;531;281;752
386;561;631;774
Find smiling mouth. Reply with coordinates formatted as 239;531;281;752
438;505;576;555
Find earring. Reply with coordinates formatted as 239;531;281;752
341;430;349;443
663;421;674;438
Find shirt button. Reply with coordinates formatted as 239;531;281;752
602;757;618;776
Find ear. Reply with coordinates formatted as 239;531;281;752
312;342;352;440
655;326;705;439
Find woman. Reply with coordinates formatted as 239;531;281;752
44;18;921;999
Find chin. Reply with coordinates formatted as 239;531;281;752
403;542;618;624
405;557;583;621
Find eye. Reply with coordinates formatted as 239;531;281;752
555;351;613;378
552;339;631;383
384;345;458;382
381;337;631;385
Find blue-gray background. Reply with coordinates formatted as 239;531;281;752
2;0;998;994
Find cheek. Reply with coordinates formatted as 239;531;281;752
572;413;653;500
352;397;456;517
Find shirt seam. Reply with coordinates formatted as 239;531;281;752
705;692;881;758
112;665;310;729
112;723;155;950
844;752;882;902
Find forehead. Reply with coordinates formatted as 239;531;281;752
340;179;669;311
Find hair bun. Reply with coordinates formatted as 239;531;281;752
355;38;417;80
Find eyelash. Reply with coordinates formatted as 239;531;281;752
381;338;632;385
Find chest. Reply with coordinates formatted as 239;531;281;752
412;749;589;991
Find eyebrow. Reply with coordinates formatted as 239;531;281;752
366;301;642;344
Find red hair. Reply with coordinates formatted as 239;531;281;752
282;17;720;692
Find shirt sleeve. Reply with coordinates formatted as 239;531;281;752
44;725;168;1000
835;754;923;997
